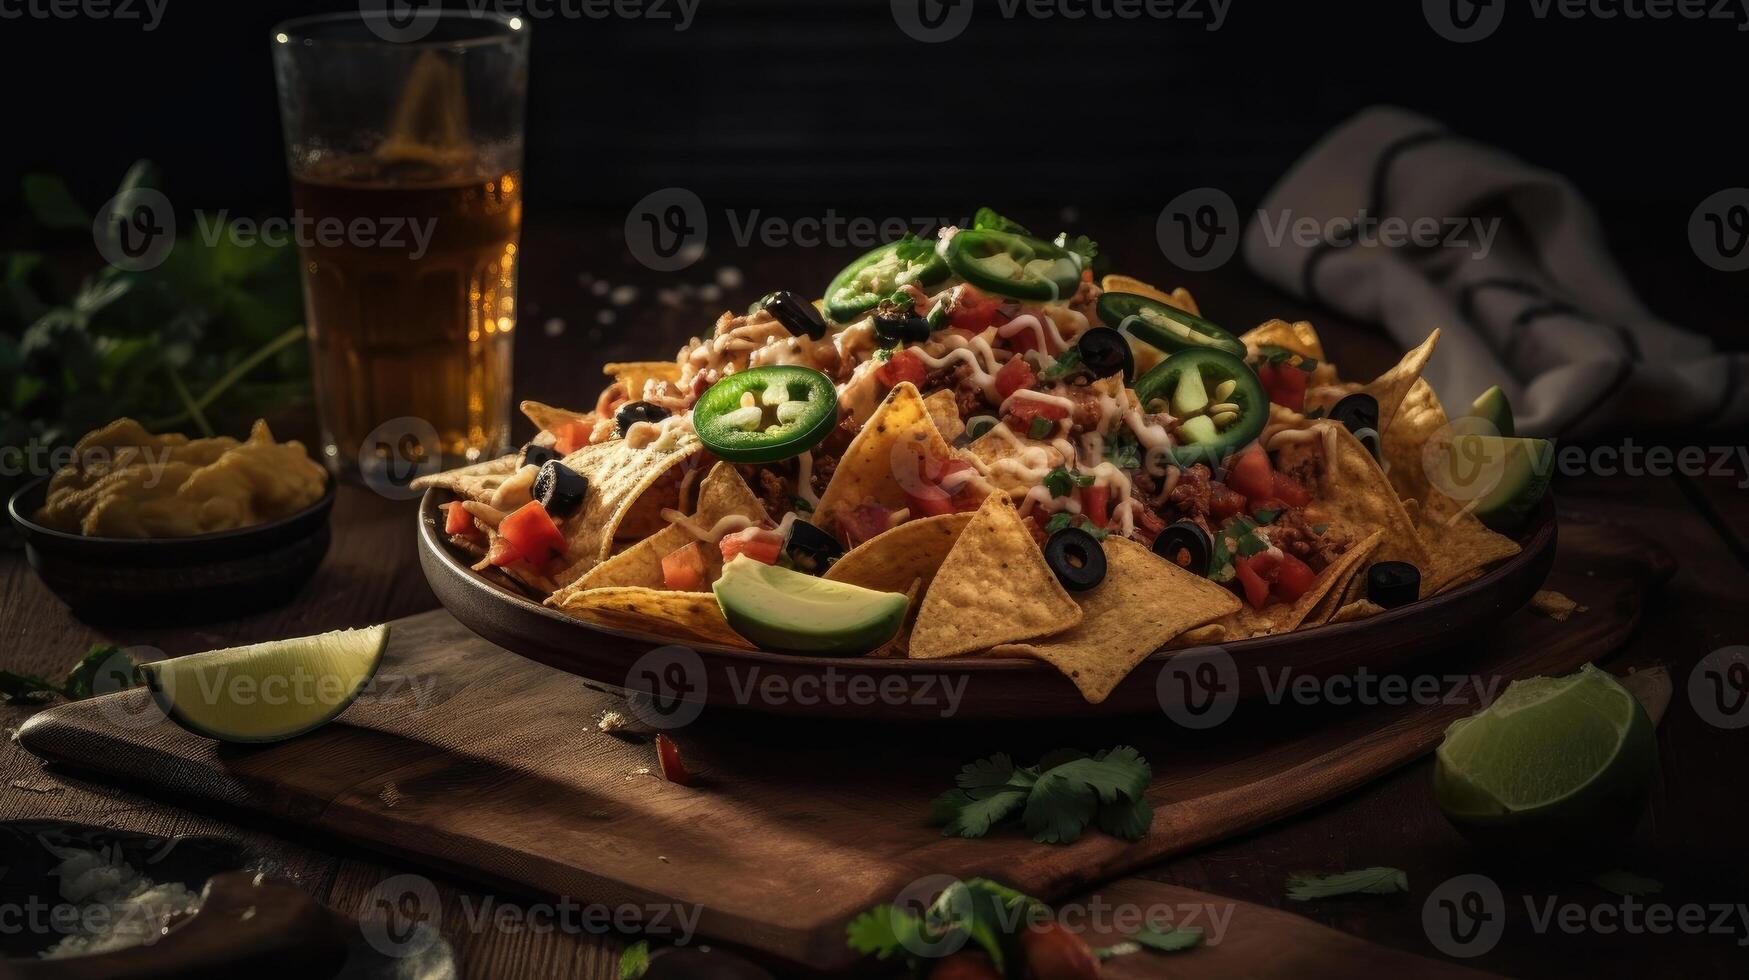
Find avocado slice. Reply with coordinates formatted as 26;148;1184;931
713;555;908;656
1448;435;1555;532
1468;385;1515;438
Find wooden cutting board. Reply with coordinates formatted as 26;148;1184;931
17;520;1668;974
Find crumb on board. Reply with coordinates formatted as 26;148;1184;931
597;710;628;734
1532;590;1587;622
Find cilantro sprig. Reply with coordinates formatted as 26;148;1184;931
929;747;1152;845
1285;867;1409;901
0;645;139;705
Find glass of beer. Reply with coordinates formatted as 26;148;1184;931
270;11;528;483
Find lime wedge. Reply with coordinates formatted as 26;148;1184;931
1434;664;1655;854
141;626;388;743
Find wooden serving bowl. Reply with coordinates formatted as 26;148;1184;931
419;488;1556;720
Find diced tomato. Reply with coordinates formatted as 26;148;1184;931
485;535;522;568
1208;481;1249;520
655;734;693;786
443;501;476;536
1258;360;1309;413
719;526;782;565
1006;324;1043;356
1273;552;1319;603
661;541;708;591
995;356;1037;401
1081;484;1110;529
875;348;927;388
904;457;982;518
552;420;593;455
1271;471;1312;508
1225;444;1276;502
1003;396;1068;435
837;502;893;548
1233;553;1273;610
499;500;567;564
949;287;1008;333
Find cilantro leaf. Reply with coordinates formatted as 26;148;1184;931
1022;770;1098;844
957;752;1016;789
1253;507;1281;525
941;788;1030;839
846;905;923;960
1043;468;1073;499
1045;512;1074;535
1028;416;1053;440
973;207;1030;236
618;941;650;979
1095;794;1154;841
1286;867;1409;901
64;645;137;700
1130;924;1203;953
1054;232;1100;269
1041;346;1082;381
0;671;57;705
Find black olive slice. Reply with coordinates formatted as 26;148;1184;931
519;442;559;469
872;313;932;344
533;460;588;517
1330;393;1382;460
1044;527;1107;592
762;290;827;340
615;400;671;437
1151;520;1213;577
784;519;844;575
1075;326;1134;382
1366;561;1420;609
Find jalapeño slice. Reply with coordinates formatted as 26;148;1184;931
694;366;839;464
938;229;1082;303
1098;292;1246;358
823;236;950;324
1133;348;1268;467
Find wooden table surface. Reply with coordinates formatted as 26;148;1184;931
3;212;1746;978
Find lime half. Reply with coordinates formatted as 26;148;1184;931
1435;664;1655;854
141;626;388;743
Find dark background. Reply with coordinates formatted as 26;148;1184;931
0;0;1743;336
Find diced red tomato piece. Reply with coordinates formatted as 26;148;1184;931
1208;482;1249;520
719;526;782;565
552;420;593;455
1257;360;1309;413
661;541;709;591
1271;470;1312;508
655;733;693;786
499;500;567;565
485;535;522;568
1225;444;1275;502
875;348;927;389
837;502;894;548
1003;396;1069;431
949;286;1007;333
443;501;476;536
1233;553;1272;610
1272;551;1319;603
1081;485;1110;529
995;357;1037;401
904;456;982;518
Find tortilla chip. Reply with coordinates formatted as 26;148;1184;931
1305;530;1388;626
1277;423;1432;591
1241;319;1325;362
963;428;1067;498
815;383;955;533
1381;378;1523;594
990;537;1241;703
549;587;753;650
547;435;705;586
562;462;765;597
521;399;592;434
1329;599;1387;624
1171;623;1228;648
908;493;1082;659
824;512;974;596
923;388;966;443
1307;330;1440;439
604;361;682;401
1220;530;1385;638
409;453;519;500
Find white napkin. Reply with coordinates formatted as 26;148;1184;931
1243;105;1748;437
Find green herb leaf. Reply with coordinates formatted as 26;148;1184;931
873;345;895;362
1094;794;1154;841
1022;770;1098;844
973;207;1030;236
941;787;1030;839
1043;468;1074;499
0;671;58;705
63;645;137;701
618;941;650;979
846;905;923;960
1130;923;1204;953
1028;416;1053;440
957;752;1017;789
1102;431;1141;470
1286;867;1409;901
1045;512;1074;535
1253;507;1281;525
1041;346;1082;381
1054;232;1099;269
791;496;815;514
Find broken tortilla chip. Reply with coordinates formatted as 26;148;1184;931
815;382;955;533
824;511;974;596
908;493;1082;659
546;434;705;586
604;361;682;401
410;453;519;501
549;586;753;650
1241;319;1325;362
1306;330;1440;438
923;388;966;443
562;461;765;597
990;537;1241;703
1220;530;1385;638
1277;423;1432;591
962;427;1067;498
521;399;593;435
1329;599;1387;624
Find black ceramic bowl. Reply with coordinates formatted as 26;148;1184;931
7;475;335;624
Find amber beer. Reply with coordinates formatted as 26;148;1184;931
291;158;521;473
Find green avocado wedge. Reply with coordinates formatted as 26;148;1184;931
140;625;388;744
712;555;908;656
1447;435;1555;532
1468;385;1516;438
